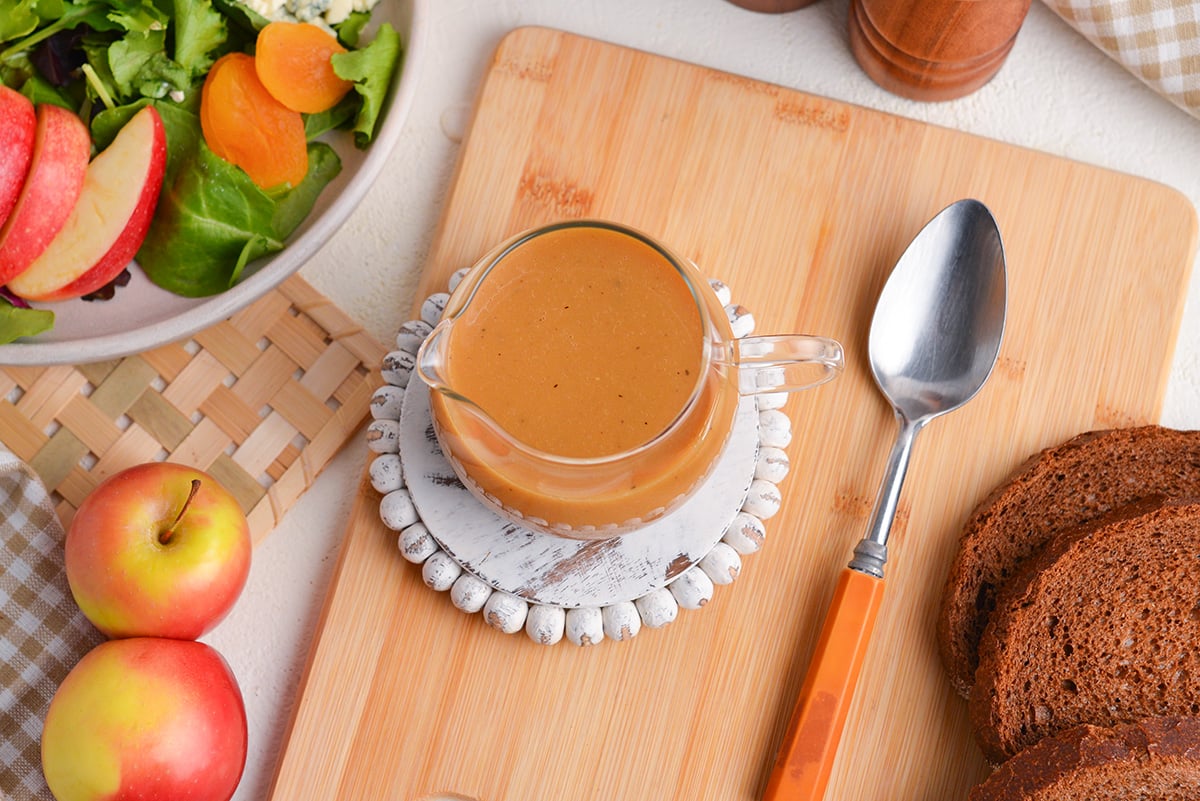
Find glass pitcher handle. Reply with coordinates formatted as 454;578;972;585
732;335;844;395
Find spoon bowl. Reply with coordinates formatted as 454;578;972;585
869;198;1007;423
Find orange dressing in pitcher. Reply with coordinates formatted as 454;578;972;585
444;226;703;458
430;223;739;531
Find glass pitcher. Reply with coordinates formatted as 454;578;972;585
417;220;843;539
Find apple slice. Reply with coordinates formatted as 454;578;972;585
0;86;37;230
9;105;166;302
0;103;90;285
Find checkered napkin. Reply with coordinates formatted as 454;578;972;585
0;448;102;801
1042;0;1200;119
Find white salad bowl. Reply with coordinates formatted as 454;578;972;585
0;0;427;366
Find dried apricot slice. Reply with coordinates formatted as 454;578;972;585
200;52;308;190
255;22;354;114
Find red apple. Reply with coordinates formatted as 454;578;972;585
41;637;247;801
65;462;252;640
0;103;90;285
0;86;36;229
8;104;166;301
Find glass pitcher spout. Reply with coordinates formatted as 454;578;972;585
414;317;459;400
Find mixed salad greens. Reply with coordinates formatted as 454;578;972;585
0;0;401;340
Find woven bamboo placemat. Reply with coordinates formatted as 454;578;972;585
0;275;387;543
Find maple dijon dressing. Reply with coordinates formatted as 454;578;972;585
429;224;739;531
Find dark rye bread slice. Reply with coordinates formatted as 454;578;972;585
938;425;1200;697
968;717;1200;801
969;497;1200;763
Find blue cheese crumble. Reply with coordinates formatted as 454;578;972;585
238;0;380;27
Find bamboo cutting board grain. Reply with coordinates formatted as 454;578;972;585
268;27;1198;801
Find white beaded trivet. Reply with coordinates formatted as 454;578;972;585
366;270;793;646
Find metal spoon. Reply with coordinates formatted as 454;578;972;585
763;199;1007;801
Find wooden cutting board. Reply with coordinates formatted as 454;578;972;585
267;27;1198;801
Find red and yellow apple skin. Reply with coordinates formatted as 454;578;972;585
9;104;167;301
65;462;252;640
0;86;37;229
41;637;247;801
0;103;90;285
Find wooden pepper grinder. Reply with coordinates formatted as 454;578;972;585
849;0;1032;101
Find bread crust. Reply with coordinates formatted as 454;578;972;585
968;717;1200;801
968;498;1200;763
937;426;1200;697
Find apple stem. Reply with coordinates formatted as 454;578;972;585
160;479;201;545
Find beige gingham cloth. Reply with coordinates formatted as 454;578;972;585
1043;0;1200;118
0;448;102;801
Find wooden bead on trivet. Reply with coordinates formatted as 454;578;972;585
526;604;566;645
849;0;1032;101
450;573;492;613
483;592;528;634
368;277;796;645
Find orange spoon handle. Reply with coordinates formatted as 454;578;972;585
763;566;886;801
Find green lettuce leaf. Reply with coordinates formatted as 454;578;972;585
0;303;55;344
0;0;67;44
17;73;77;108
108;28;190;99
302;91;358;141
331;21;400;148
0;1;111;61
89;96;148;146
270;145;342;236
210;0;268;32
0;0;41;44
88;94;193;154
105;2;167;35
334;11;370;48
172;0;226;76
138;141;341;297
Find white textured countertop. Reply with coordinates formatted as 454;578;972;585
203;2;1200;798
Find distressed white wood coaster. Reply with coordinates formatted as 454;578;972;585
367;273;792;646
